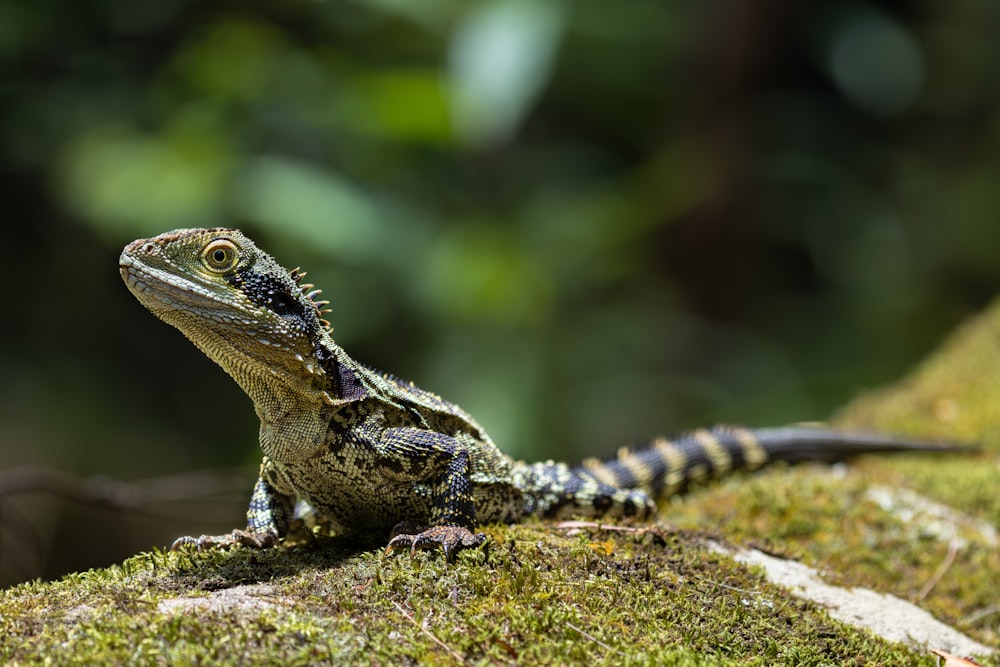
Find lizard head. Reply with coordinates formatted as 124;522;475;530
119;227;334;400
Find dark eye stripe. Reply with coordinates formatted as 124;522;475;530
267;291;298;318
229;268;310;326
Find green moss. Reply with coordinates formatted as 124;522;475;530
665;467;999;647
0;527;955;665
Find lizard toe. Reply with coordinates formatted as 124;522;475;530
169;529;278;552
169;535;198;551
384;525;486;563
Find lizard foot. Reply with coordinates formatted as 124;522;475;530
170;528;278;552
384;524;486;563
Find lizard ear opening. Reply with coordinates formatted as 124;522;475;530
202;239;240;273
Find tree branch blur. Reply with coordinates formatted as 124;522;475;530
0;466;251;521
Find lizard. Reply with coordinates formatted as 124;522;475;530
119;227;964;562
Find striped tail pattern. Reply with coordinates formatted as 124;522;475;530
512;425;962;521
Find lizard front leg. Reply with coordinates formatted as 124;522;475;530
378;428;486;562
171;464;294;551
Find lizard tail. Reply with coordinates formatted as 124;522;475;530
575;425;971;499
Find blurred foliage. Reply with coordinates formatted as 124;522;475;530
2;0;1000;584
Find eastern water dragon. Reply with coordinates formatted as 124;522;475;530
119;228;962;561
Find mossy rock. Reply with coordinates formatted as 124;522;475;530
4;301;1000;665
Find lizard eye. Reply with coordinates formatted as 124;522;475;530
202;239;239;273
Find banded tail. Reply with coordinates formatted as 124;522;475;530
513;425;970;521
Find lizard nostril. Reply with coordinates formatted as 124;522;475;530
141;242;156;254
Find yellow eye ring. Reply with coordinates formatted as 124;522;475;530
202;239;239;273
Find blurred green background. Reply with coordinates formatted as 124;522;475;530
2;0;1000;585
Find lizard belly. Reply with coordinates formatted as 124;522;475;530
275;456;434;534
271;453;527;533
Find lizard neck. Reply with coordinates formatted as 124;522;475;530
196;334;367;463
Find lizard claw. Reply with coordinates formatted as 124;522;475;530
170;535;201;551
170;529;278;552
384;525;486;563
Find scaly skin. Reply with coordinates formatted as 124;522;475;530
119;228;963;562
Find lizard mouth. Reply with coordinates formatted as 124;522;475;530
119;251;238;315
